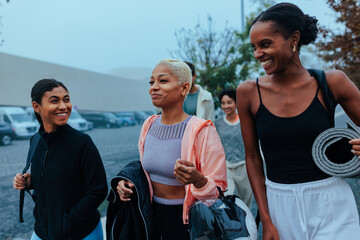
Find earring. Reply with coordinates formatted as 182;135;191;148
293;45;296;52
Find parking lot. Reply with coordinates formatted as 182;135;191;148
0;125;141;240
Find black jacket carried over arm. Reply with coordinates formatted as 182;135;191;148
106;160;152;240
31;124;108;240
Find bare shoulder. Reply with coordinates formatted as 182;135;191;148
325;69;350;85
237;79;258;97
325;69;359;101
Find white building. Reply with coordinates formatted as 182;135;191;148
0;52;153;112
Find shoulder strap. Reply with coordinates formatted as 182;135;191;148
307;69;336;127
19;133;41;223
255;78;263;104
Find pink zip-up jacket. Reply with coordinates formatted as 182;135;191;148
138;114;227;223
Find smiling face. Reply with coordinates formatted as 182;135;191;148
149;64;189;109
33;86;72;133
221;95;236;116
250;21;295;75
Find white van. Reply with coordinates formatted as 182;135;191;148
0;107;38;138
68;109;88;132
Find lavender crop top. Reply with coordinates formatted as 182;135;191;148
142;116;191;186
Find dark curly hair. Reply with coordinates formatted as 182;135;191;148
252;2;318;52
218;89;236;103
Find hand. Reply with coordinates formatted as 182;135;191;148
116;179;134;202
262;221;280;240
13;173;31;190
349;138;360;156
174;159;208;188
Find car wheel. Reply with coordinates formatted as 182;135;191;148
105;123;111;129
1;135;12;146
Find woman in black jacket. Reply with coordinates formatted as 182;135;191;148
13;79;108;240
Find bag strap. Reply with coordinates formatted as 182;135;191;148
308;69;336;127
19;133;41;223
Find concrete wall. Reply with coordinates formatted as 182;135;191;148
0;52;154;111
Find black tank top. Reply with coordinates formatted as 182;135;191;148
255;78;330;183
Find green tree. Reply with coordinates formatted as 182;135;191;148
317;0;360;87
171;15;242;106
171;1;275;107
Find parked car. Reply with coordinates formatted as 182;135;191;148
134;111;149;124
0;122;15;146
67;109;89;132
0;107;38;138
80;112;122;128
85;120;94;131
113;112;136;126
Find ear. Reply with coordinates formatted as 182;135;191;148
32;101;40;114
290;30;300;47
182;82;190;96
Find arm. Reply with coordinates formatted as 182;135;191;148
62;135;108;232
326;70;360;156
178;124;227;199
236;81;279;240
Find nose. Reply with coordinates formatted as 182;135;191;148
150;81;160;90
253;48;263;59
58;100;67;109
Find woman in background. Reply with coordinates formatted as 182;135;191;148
13;79;108;240
214;89;252;208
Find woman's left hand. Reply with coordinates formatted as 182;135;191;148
349;138;360;156
174;159;208;188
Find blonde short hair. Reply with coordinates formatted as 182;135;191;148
158;58;192;85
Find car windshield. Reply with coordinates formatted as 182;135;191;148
104;112;117;119
69;111;82;120
10;113;31;123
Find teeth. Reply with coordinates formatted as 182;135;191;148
57;113;66;117
261;60;272;66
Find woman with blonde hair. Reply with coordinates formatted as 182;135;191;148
115;59;227;239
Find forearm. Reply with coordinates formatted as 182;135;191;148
246;155;272;224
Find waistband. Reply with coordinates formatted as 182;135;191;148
153;195;185;205
265;177;345;195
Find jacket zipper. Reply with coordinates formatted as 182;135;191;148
111;176;149;240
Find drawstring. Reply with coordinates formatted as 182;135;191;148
291;188;309;240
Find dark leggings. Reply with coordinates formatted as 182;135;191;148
151;202;190;240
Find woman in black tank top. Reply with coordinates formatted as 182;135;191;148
236;3;360;240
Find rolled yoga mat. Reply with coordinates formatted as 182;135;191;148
312;121;360;178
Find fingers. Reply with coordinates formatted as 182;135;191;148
116;180;133;201
13;173;28;190
350;139;360;156
174;159;195;174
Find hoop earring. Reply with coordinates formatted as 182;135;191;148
293;45;296;52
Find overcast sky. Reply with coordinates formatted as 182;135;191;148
0;0;339;76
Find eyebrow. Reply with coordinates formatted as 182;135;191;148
150;73;170;79
48;95;69;100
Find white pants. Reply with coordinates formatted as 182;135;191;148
266;177;360;240
225;161;253;208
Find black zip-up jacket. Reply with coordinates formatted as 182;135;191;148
31;124;108;240
106;161;152;240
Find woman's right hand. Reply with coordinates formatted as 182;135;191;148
13;173;31;190
116;179;134;201
262;221;280;240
